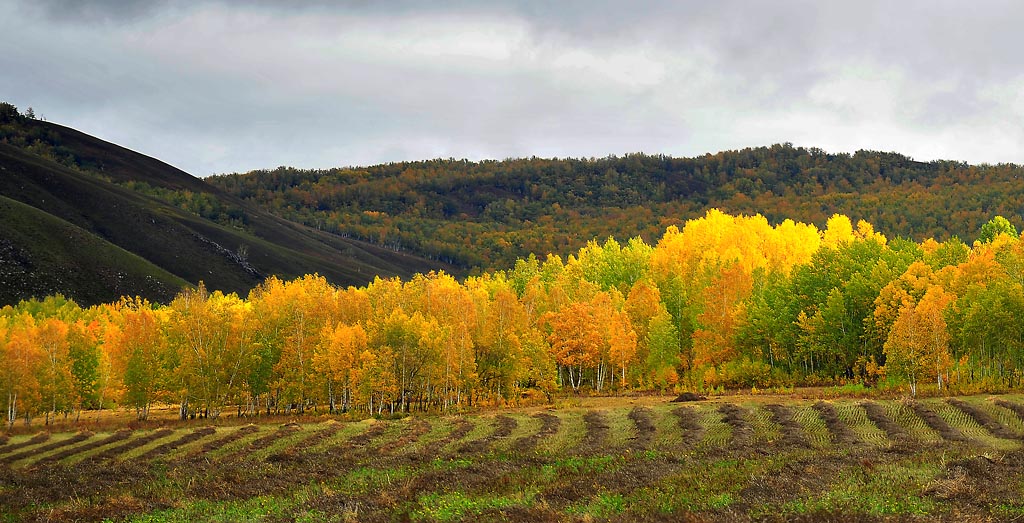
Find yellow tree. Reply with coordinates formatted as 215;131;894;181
105;298;167;420
168;284;256;419
2;315;42;427
883;286;954;397
313;322;367;413
692;264;753;371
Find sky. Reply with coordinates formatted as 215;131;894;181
3;0;1023;176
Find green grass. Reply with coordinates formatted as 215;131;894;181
694;404;732;452
604;408;638;448
791;404;832;448
745;404;782;445
649;404;686;449
536;410;584;454
413;490;538;521
835;403;889;446
778;459;940;517
884;402;943;444
567;492;627;517
928;400;1019;450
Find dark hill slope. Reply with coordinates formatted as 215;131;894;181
0;115;450;305
0;195;187;304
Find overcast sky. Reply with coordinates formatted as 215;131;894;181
3;1;1023;176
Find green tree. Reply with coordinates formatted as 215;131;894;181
978;216;1018;243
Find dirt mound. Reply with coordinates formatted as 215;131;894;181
575;411;610;454
628;407;656;450
948;398;1023;440
140;427;217;460
672;406;704;448
719;403;752;447
0;431;93;465
671;392;707;402
912;403;967;441
994;399;1024;423
513;412;560;452
764;404;808;448
38;429;131;464
812;402;856;445
0;433;50;456
861;401;909;442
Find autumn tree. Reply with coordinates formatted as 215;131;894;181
883;286;954;396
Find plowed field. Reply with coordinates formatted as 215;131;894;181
2;395;1024;522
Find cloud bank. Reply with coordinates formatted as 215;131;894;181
2;0;1022;175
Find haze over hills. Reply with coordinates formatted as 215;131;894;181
0;104;452;306
210;146;1024;270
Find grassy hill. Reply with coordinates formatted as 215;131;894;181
0;106;452;305
209;147;1024;269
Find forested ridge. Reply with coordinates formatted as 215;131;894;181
209;146;1024;269
4;211;1024;427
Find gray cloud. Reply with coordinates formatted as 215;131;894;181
2;0;1023;176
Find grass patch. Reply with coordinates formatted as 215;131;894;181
791;404;831;448
745;404;782;445
778;460;940;517
649;404;685;449
603;408;638;448
929;400;1019;450
694;404;731;452
566;492;627;517
536;410;583;454
122;495;297;522
885;402;943;444
413;490;537;521
834;403;888;446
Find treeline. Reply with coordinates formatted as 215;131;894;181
208;145;1024;269
3;211;1024;426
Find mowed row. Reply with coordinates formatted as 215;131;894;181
2;396;1024;470
2;395;1024;522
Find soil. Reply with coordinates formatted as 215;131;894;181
0;432;50;455
719;403;752;447
380;418;431;454
948;399;1023;440
89;428;175;461
139;426;217;460
861;401;909;441
912;403;967;442
196;424;260;454
458;415;517;454
0;431;93;464
37;429;132;464
993;398;1024;423
513;412;559;452
627;406;656;451
764;404;808;448
672;406;705;448
812;401;857;445
672;392;708;402
574;410;610;454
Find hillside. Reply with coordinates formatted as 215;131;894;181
0;105;451;305
209;147;1024;269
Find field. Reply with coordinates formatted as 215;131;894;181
2;394;1024;522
